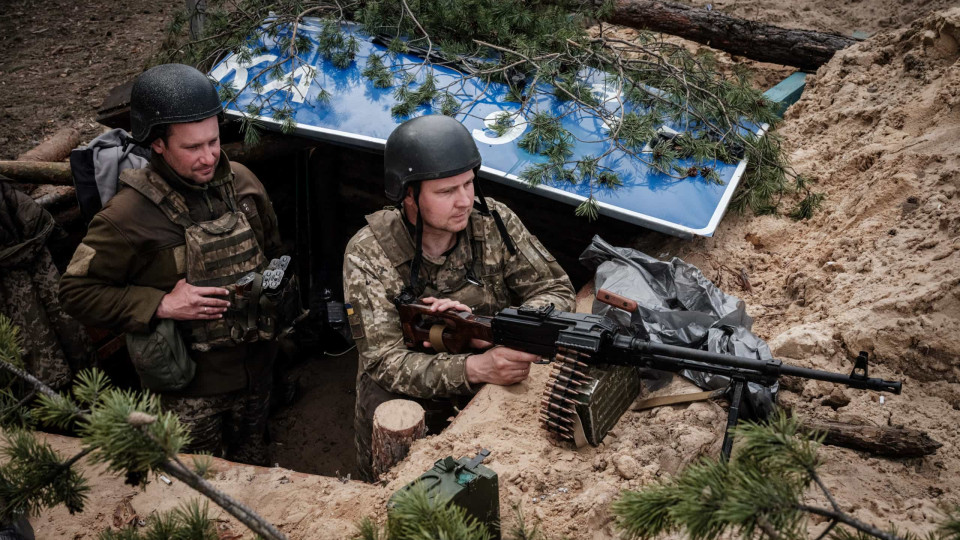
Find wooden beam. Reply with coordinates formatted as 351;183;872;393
602;0;858;71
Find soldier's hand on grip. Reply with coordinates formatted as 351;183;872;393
465;346;539;386
156;278;231;321
420;296;493;350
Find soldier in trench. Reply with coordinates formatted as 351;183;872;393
59;64;287;465
343;114;576;480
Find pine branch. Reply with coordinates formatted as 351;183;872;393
0;389;36;425
0;360;59;399
799;505;905;540
0;357;286;540
159;458;287;540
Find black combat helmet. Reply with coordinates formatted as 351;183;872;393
384;114;482;202
129;63;223;144
384;115;516;307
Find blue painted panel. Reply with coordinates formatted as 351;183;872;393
210;20;764;237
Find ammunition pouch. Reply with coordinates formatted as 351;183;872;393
125;318;196;391
185;256;308;352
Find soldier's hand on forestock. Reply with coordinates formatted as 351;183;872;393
465;346;538;386
155;278;231;321
420;296;492;350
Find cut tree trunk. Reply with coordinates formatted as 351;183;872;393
372;399;427;479
17;127;80;162
802;420;942;458
601;0;859;71
0;161;73;186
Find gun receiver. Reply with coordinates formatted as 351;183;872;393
397;292;903;457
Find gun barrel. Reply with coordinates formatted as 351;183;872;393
614;336;902;395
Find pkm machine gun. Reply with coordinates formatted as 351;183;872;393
398;292;902;458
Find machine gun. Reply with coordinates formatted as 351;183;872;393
398;291;902;458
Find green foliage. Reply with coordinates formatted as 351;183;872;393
0;430;89;521
0;314;24;370
612;412;819;540
355;482;492;540
508;503;546;540
790;192;826;220
79;388;190;481
98;500;219;540
34;390;82;430
191;453;215;479
363;54;394;88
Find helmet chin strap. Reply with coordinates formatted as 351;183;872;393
394;184;425;308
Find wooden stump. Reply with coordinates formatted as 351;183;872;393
372;399;427;479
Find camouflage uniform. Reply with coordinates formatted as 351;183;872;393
343;198;575;479
60;152;282;465
0;183;90;390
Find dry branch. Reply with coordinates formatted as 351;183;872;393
0;161;73;186
600;0;858;70
802;420;941;458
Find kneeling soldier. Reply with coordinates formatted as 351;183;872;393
344;115;576;480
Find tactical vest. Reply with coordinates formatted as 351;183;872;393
122;169;270;351
365;206;512;317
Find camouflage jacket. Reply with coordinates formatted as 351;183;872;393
343;198;575;399
0;183;89;389
59;152;282;396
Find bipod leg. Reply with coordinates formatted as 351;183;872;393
721;379;746;461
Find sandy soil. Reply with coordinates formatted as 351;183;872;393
681;0;958;36
0;0;176;160
9;0;960;538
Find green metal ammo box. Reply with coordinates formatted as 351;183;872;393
389;449;500;536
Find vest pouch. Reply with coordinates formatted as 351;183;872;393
125;319;196;391
183;210;266;351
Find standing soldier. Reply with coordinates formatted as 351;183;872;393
343;114;576;479
60;64;286;465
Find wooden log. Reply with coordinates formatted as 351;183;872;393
802;420;942;458
0;161;73;186
17;127;80;162
33;185;77;209
372;399;427;478
601;0;859;71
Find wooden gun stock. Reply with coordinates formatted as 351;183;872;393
397;303;494;354
596;288;638;312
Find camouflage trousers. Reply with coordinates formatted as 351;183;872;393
161;370;273;466
354;371;470;481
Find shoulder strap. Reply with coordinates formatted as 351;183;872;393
120;168;194;229
468;205;486;269
364;208;415;270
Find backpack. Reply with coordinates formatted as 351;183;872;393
69;128;150;223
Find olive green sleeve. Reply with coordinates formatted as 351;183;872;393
58;215;167;333
343;231;475;398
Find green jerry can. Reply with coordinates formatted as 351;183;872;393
389;448;500;536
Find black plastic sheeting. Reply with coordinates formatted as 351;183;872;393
580;236;776;419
